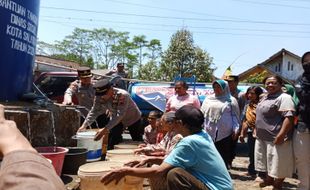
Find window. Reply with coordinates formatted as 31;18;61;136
288;61;291;71
278;63;281;72
275;65;278;72
291;64;294;71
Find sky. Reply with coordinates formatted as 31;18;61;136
37;0;310;78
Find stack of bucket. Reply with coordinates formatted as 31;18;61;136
78;142;144;190
61;130;103;176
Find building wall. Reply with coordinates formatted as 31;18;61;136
263;55;302;82
282;55;303;81
264;57;282;74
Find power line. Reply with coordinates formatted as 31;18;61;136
41;6;310;26
41;15;310;34
101;0;251;21
41;19;310;39
231;0;310;9
270;0;310;2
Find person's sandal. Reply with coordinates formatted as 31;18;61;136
259;180;273;187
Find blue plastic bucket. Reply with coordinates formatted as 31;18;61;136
0;0;40;101
76;131;102;162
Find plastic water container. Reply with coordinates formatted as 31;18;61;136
76;131;103;162
0;0;40;101
78;161;143;190
36;146;68;176
114;144;139;149
106;149;140;163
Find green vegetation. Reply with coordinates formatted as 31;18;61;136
241;70;268;84
37;27;215;82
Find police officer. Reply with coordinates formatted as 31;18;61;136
63;66;109;129
106;62;129;90
63;67;94;112
78;79;143;146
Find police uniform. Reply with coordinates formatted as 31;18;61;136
64;82;94;116
64;67;109;128
83;79;143;148
106;63;129;90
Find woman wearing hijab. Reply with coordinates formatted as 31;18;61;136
201;79;240;168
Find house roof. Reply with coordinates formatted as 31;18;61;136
260;48;301;66
35;55;81;69
238;64;293;84
238;48;301;84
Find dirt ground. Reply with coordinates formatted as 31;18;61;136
230;143;299;190
230;156;299;190
141;143;300;190
65;137;300;190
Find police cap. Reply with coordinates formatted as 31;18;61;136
93;79;112;96
77;67;92;78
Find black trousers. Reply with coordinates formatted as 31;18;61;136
229;137;238;166
214;135;233;169
127;119;143;141
247;131;256;175
107;122;123;150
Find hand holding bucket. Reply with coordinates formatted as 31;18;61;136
94;128;109;141
75;130;103;162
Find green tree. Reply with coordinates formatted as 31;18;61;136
242;70;268;83
139;60;161;80
147;39;162;62
192;47;215;82
37;27;162;78
36;41;58;55
111;38;137;77
132;35;148;78
54;28;94;67
160;29;215;82
89;28;130;69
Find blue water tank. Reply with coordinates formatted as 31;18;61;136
0;0;40;101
